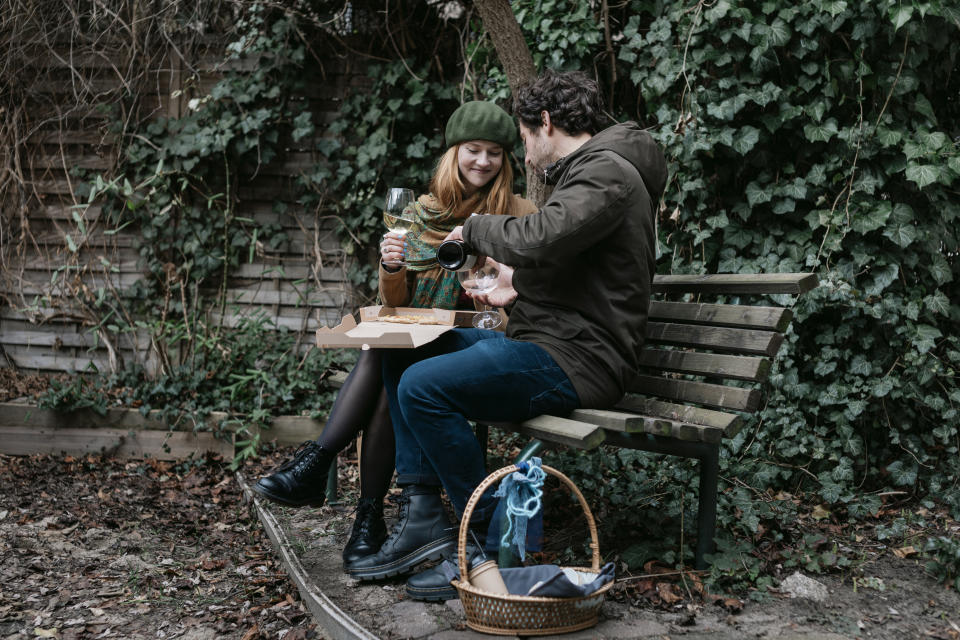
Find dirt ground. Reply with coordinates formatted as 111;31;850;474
0;452;319;640
263;467;960;640
2;370;959;639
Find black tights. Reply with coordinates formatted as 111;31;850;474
316;349;395;501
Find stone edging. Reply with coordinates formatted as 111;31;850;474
235;472;378;640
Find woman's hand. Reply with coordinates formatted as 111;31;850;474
469;258;518;308
380;232;406;267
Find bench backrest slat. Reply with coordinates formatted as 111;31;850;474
639;349;771;381
627;374;760;412
649;301;793;332
646;322;784;357
652;273;819;295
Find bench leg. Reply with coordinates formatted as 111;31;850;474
695;443;720;570
474;423;489;468
325;455;339;505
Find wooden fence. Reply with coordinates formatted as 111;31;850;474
1;45;366;375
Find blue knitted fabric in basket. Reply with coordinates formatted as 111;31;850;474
491;458;546;561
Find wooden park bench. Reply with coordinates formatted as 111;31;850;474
475;272;819;569
323;272;818;569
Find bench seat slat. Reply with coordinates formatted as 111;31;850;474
614;396;741;434
530;410;725;444
639;349;770;381
569;408;645;432
645;322;784;357
490;415;606;450
652;273;818;295
627;374;761;412
649;301;793;332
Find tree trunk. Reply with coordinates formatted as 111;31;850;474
473;0;547;206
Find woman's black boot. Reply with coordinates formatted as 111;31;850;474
345;484;455;580
342;498;388;565
253;441;333;507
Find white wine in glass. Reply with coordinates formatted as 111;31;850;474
383;187;416;266
457;260;502;329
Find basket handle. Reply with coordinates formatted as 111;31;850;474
458;463;602;586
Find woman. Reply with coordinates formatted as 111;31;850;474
253;101;537;568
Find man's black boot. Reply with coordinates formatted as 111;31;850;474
252;441;333;507
342;498;387;565
345;485;455;580
406;524;487;601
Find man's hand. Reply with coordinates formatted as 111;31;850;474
468;259;518;308
443;226;464;243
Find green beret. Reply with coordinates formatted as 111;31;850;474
445;101;517;149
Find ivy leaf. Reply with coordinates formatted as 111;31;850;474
865;263;899;295
822;1;848;17
745;181;772;206
890;203;915;224
706;211;729;229
928;255;953;285
852;201;892;234
732;126;761;155
902;140;924;161
912;324;942;354
887;461;918;487
905;164;940;188
806;164;827;185
782;178;808;200
871;377;895;398
889;4;914;30
918;130;947;151
768;19;791;46
883;223;917;248
725;225;753;249
923;291;950;316
809;101;828;123
804;118;839;142
814;359;838;376
875;127;903;147
850;355;872;376
947;156;960;178
914;95;938;124
772;198;796;215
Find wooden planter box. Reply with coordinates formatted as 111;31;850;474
0;402;325;460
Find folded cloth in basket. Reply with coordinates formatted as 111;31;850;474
444;561;615;597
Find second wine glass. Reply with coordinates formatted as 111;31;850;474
457;260;501;329
383;187;416;266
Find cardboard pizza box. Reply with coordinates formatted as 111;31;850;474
316;306;465;350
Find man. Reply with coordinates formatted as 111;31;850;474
345;70;667;601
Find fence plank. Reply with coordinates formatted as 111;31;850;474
0;425;233;459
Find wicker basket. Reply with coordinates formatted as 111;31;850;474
451;464;613;636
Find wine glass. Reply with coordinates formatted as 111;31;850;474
383;188;417;266
457;260;502;329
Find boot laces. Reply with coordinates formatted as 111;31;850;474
382;492;411;541
349;499;381;540
277;441;325;478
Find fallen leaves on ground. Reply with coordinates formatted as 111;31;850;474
0;452;318;639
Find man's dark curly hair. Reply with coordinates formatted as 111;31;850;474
513;69;608;136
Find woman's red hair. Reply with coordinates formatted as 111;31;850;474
428;144;517;219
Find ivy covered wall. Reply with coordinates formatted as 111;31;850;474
489;0;959;575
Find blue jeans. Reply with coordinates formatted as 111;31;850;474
382;329;580;523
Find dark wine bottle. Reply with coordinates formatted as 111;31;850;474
436;240;478;270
